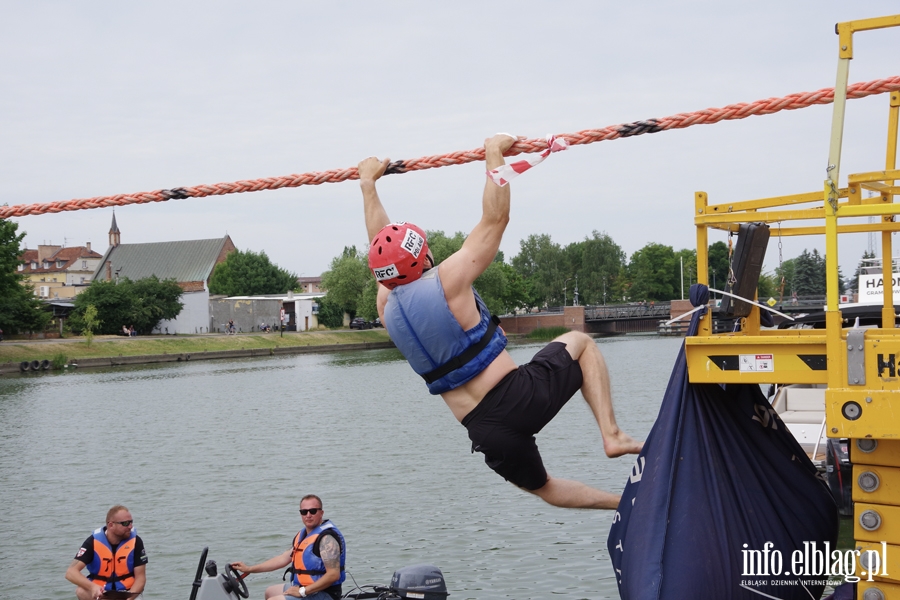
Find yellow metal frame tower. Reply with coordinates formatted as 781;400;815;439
686;15;900;599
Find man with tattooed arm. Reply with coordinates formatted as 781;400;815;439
232;495;346;600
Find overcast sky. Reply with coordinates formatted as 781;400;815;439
2;2;899;286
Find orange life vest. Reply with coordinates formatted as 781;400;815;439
290;521;346;587
86;527;137;591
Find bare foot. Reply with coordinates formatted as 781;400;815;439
604;430;644;458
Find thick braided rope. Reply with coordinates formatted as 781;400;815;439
3;75;899;220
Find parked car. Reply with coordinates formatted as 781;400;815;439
373;317;383;328
349;317;372;330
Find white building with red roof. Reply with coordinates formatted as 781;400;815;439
19;242;104;299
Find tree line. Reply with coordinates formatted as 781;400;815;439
0;217;862;335
318;230;855;325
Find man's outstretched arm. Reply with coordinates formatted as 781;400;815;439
359;157;392;242
441;134;516;296
359;156;394;315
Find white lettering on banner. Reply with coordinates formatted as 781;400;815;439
401;229;424;258
752;404;779;430
629;456;645;484
373;264;399;281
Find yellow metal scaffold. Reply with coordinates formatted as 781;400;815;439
686;15;900;599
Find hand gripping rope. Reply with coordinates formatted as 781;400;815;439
2;75;899;220
486;134;569;186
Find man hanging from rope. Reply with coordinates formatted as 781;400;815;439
359;134;642;509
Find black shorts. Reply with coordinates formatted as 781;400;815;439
461;341;584;491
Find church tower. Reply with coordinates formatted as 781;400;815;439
109;211;121;247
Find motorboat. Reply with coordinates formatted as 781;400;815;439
188;547;449;600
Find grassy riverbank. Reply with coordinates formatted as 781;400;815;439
0;330;393;365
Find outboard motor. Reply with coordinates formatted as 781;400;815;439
344;564;449;600
390;565;449;600
190;548;249;600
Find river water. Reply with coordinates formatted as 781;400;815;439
0;335;684;600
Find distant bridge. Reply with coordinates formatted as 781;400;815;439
499;296;834;337
501;303;673;336
584;303;671;334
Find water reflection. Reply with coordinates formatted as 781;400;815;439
324;347;405;367
0;336;683;600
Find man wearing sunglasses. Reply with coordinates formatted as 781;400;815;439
65;505;148;600
231;495;346;600
359;135;643;510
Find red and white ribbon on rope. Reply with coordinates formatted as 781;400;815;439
486;134;569;186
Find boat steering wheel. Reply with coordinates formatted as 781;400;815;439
222;564;250;598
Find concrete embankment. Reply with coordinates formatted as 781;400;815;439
0;341;397;375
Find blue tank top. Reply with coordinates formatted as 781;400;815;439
383;268;507;394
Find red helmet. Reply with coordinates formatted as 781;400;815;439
369;222;430;289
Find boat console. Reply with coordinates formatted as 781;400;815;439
189;548;249;600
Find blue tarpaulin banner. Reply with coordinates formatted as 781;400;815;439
608;285;838;600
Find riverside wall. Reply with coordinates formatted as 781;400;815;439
499;306;586;335
0;341;397;375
